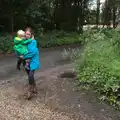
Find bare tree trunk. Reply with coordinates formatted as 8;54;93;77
113;7;116;28
54;0;60;29
11;12;14;33
77;1;83;33
96;0;100;27
61;0;65;8
11;0;14;33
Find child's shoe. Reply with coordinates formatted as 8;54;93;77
24;63;30;70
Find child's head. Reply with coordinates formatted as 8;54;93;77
17;30;25;39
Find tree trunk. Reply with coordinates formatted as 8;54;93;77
113;7;116;28
11;0;14;33
11;12;14;33
61;0;65;8
77;1;83;33
96;0;100;27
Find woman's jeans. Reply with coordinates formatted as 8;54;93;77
17;58;35;85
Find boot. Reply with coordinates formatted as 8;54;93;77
31;84;37;94
24;84;33;100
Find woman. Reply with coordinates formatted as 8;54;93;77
23;27;40;100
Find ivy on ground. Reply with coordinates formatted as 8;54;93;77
75;28;120;110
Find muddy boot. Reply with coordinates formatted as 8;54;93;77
32;84;37;94
24;85;33;100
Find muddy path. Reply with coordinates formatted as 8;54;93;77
0;45;119;120
0;64;119;120
0;44;82;80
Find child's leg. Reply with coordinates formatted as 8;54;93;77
24;60;30;70
16;58;23;70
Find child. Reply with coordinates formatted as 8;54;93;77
13;30;32;70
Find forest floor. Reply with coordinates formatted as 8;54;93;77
0;45;119;120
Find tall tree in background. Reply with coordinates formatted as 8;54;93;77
102;0;120;28
0;0;96;32
96;0;100;27
102;0;112;28
112;0;120;28
0;0;32;32
3;0;120;32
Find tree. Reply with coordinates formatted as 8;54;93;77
102;0;120;28
0;0;31;32
96;0;100;27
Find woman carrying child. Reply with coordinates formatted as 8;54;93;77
23;27;40;100
14;27;40;100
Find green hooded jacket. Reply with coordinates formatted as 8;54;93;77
13;37;32;55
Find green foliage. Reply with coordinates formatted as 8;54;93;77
38;31;81;48
0;34;13;54
75;28;120;109
0;31;81;53
0;0;93;32
26;0;54;29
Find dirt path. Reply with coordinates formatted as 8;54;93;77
0;46;120;120
0;44;82;80
0;64;119;120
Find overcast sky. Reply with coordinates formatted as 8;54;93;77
101;0;105;3
90;0;105;10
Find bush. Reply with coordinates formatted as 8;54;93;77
75;28;120;109
38;31;81;48
0;30;81;53
0;34;13;54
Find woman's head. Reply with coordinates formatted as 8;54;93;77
25;27;34;39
